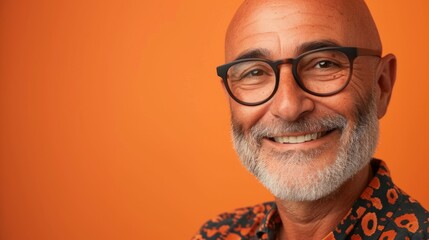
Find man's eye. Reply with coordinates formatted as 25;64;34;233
244;69;265;77
315;61;339;69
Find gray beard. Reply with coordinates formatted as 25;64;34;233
231;91;379;201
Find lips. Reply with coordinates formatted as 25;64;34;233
271;130;333;144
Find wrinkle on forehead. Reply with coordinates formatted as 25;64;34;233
232;31;281;59
225;0;382;61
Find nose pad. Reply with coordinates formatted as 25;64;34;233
269;65;315;121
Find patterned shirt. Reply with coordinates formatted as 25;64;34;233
192;160;429;239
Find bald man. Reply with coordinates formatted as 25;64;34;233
193;0;429;239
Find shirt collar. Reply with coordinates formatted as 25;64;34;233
255;203;282;239
254;159;400;240
331;159;401;239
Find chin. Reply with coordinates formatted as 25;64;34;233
253;151;354;201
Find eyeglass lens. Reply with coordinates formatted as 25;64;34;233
226;49;351;104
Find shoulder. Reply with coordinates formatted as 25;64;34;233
384;188;429;238
191;201;276;240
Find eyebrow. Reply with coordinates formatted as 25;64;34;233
296;40;341;54
233;39;342;61
234;48;271;61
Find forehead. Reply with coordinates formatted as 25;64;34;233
226;1;357;61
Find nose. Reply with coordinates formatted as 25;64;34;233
269;65;315;121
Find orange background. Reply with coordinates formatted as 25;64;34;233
1;1;428;239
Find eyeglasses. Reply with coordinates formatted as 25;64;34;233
216;47;381;106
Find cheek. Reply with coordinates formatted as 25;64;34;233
314;93;361;125
348;62;378;102
229;100;269;131
346;80;374;107
320;71;376;122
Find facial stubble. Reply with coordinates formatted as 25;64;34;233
231;90;379;201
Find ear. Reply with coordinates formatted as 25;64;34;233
375;54;397;119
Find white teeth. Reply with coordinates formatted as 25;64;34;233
311;133;318;140
304;134;311;141
273;132;326;144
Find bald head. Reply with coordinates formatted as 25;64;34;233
225;0;382;61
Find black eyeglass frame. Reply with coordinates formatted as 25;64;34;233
216;47;381;106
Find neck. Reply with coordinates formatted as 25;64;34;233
275;163;373;240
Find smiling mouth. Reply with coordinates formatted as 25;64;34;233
270;129;335;144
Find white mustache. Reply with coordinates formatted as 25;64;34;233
233;114;347;144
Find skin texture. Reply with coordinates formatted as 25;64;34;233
224;0;397;239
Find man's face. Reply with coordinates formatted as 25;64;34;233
226;0;384;201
